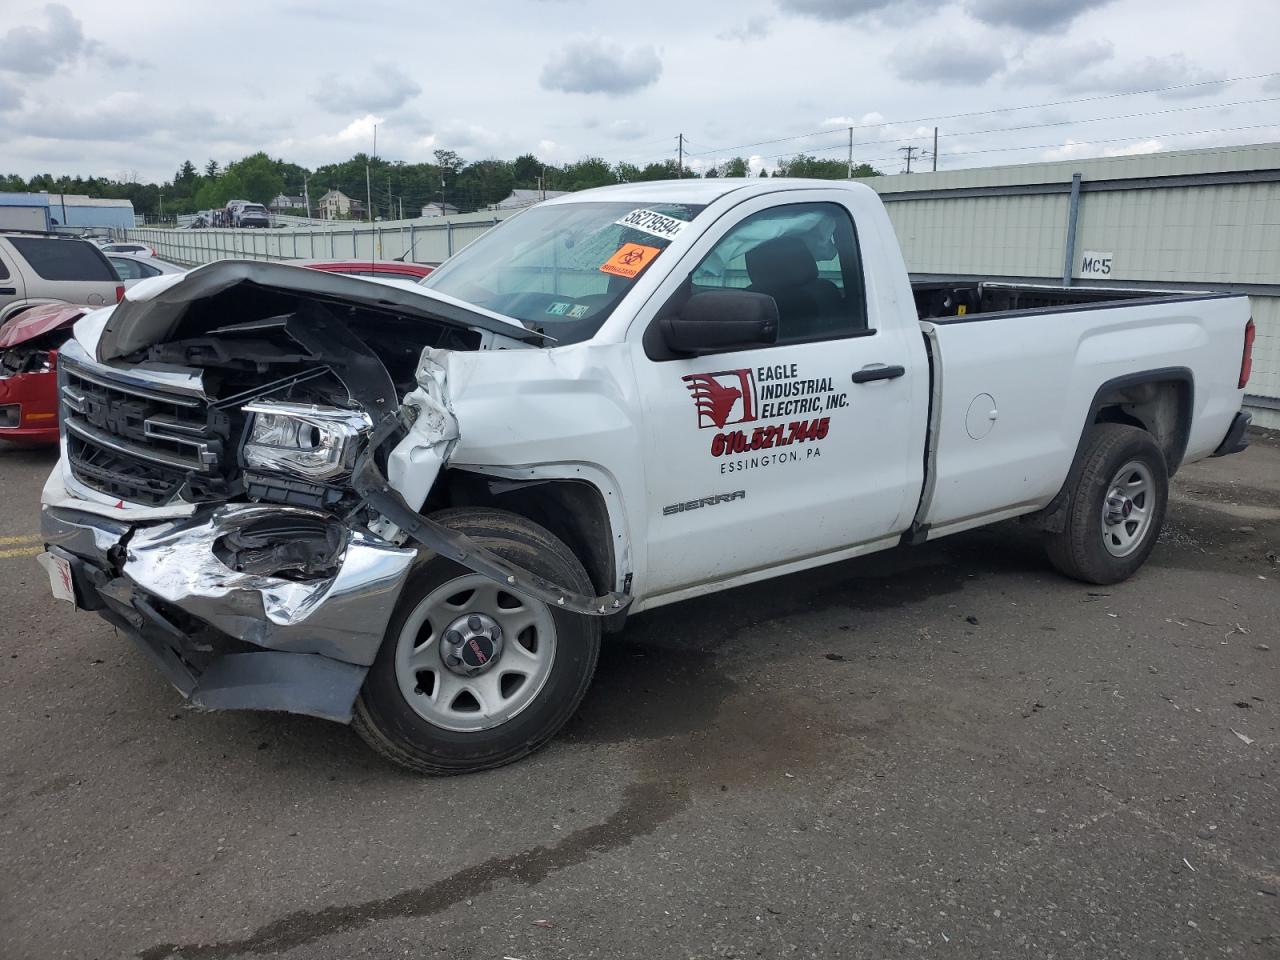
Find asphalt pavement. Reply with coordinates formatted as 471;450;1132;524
1;436;1276;959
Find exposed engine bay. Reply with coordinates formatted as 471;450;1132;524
57;262;629;616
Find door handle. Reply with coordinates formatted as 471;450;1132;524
851;364;905;384
0;287;15;296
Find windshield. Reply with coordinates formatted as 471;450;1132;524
421;200;705;344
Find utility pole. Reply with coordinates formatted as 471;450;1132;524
303;173;311;219
899;145;920;173
677;133;684;178
932;127;938;172
366;123;377;221
388;173;393;220
847;126;854;179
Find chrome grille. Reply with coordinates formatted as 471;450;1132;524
58;346;232;506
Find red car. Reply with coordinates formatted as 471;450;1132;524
294;259;434;281
0;260;436;447
0;303;89;446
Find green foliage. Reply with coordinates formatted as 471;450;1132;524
775;154;883;179
4;143;886;222
512;153;542;185
224;152;284;205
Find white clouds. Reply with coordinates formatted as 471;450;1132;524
718;16;773;41
777;0;1113;30
0;3;140;78
1004;38;1115;87
776;0;915;22
965;0;1114;30
1042;137;1165;161
540;39;662;96
602;119;650;140
313;63;421;114
1087;55;1228;99
0;0;1271;183
0;77;22;113
891;40;1005;84
0;4;84;76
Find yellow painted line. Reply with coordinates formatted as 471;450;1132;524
0;534;40;545
0;546;43;560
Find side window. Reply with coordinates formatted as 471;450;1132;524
0;250;9;281
691;202;867;341
109;257;142;280
10;238;116;282
138;261;161;278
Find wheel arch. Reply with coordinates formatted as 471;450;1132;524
438;469;621;602
1087;367;1193;475
1027;367;1192;533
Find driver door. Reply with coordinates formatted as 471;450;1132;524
630;192;923;600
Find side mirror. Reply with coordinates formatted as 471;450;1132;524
660;290;779;355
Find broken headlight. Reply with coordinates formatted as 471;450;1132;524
241;402;372;481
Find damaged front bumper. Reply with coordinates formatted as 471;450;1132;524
41;498;416;722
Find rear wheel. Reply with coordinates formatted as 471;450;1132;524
1044;424;1169;584
354;508;601;774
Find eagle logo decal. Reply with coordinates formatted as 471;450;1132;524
681;370;758;429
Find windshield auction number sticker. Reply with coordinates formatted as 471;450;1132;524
615;208;688;241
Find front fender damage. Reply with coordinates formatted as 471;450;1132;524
354;382;631;617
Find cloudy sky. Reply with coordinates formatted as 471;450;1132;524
0;0;1276;183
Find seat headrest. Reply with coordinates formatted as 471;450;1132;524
745;236;819;290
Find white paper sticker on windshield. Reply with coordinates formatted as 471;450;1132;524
615;208;689;242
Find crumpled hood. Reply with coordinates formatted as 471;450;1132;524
96;259;546;361
0;303;89;349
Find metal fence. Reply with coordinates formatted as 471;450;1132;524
123;210;514;268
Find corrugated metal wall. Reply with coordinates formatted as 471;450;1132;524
860;143;1280;427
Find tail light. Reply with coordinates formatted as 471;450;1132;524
1239;318;1255;389
115;284;125;303
47;348;58;372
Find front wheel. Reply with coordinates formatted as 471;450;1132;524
354;508;601;774
1044;424;1169;585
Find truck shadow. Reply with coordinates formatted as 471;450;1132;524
569;521;1050;747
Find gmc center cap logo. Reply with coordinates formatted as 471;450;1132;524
682;370;758;429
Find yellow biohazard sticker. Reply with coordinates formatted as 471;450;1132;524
600;242;661;279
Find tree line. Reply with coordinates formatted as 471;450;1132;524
1;151;882;220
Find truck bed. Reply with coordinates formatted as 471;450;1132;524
913;291;1251;539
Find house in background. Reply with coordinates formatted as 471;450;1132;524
270;193;307;213
318;189;365;220
419;201;460;218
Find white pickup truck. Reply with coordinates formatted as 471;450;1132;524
39;179;1255;773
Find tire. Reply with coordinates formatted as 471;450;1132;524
353;507;601;774
1044;424;1169;585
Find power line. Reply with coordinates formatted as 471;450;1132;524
683;70;1280;160
740;94;1280;163
842;122;1280;169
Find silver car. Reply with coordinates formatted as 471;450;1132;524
107;253;186;289
0;233;123;323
